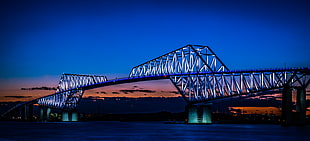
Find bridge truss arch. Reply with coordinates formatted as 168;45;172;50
38;74;108;110
129;45;229;77
129;45;310;103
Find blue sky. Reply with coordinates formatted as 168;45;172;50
1;0;309;80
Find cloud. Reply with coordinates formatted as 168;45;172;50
21;87;57;90
4;96;32;98
161;91;179;94
168;91;179;94
86;96;106;99
119;89;156;94
112;92;120;94
96;91;107;94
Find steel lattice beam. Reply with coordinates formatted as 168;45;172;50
129;45;229;77
169;69;310;103
38;74;107;110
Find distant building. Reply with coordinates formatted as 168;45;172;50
229;107;281;116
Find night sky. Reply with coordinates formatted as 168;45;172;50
0;0;310;101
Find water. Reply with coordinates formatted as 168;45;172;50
0;121;309;141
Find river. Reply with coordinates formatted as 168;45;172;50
0;121;309;140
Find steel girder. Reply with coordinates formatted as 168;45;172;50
170;69;310;103
38;74;107;110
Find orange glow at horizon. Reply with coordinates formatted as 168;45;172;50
0;79;180;102
229;107;282;116
231;106;310;116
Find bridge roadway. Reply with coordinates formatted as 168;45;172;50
55;67;310;95
22;67;310;103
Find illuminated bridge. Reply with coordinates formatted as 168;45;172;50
2;45;310;125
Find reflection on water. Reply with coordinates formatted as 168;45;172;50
0;121;309;140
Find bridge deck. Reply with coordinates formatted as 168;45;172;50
2;67;309;117
45;67;310;99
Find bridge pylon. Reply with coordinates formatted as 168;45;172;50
20;104;34;121
61;110;78;122
281;85;307;126
186;103;212;124
39;106;51;121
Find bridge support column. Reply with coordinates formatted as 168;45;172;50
21;105;27;120
28;104;33;121
296;87;306;125
281;86;307;126
187;103;212;124
281;85;292;126
71;112;78;121
62;111;69;121
21;104;34;121
62;111;78;122
40;107;51;121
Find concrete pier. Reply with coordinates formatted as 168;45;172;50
71;112;78;121
40;107;51;121
62;111;69;121
21;104;33;120
281;86;307;126
62;111;78;121
281;85;292;125
187;103;212;124
296;87;306;125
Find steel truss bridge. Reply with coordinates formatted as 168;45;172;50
2;45;310;117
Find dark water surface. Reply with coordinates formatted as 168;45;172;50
0;121;309;141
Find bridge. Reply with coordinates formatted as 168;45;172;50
2;45;310;125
